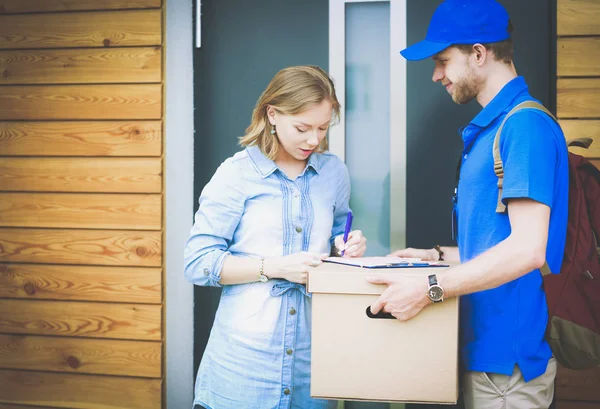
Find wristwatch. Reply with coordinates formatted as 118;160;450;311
258;257;269;283
427;274;444;303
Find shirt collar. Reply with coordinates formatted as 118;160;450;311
246;145;321;179
307;152;321;174
470;76;529;129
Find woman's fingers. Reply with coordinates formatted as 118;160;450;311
343;230;366;257
344;241;366;257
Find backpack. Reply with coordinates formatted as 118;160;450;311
493;101;600;370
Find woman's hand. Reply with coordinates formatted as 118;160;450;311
264;252;329;284
334;230;367;258
388;247;438;261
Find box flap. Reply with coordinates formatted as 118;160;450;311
308;262;451;295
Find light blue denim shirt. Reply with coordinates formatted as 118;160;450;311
184;145;350;409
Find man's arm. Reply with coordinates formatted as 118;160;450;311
440;198;549;297
369;198;549;320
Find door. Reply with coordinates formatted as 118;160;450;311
192;1;554;409
192;0;400;408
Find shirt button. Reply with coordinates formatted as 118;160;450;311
203;268;210;276
283;388;291;395
286;348;293;355
289;307;296;315
295;226;302;233
463;154;468;160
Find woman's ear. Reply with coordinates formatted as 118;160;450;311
266;105;276;125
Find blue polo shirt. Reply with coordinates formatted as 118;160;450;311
456;77;568;382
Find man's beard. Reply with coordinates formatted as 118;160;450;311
451;66;482;105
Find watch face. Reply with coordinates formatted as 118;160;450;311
428;285;444;302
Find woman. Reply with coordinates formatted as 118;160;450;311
184;65;366;409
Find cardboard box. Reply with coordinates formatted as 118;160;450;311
307;262;459;404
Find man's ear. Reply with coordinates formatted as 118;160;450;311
472;44;487;66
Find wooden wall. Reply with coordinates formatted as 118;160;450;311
557;0;600;168
556;1;600;409
0;1;164;408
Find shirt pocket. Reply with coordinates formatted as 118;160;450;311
217;283;280;337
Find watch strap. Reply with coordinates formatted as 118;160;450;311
428;274;437;287
434;245;444;261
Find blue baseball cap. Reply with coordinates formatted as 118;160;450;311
400;0;511;61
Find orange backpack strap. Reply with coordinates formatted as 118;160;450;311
567;137;593;149
492;101;557;276
539;262;552;276
492;101;556;213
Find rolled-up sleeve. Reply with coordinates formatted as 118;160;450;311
330;161;351;243
184;158;245;287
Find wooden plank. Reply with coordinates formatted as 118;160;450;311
0;334;161;377
557;79;600;119
0;121;162;157
556;402;600;409
592;159;600;169
558;0;600;36
560;120;600;158
0;228;161;267
0;157;162;193
0;10;161;49
0;193;162;230
558;37;600;77
0;47;161;85
0;299;161;340
556;365;600;401
0;404;58;409
0;369;161;409
0;263;161;303
0;84;162;120
0;0;161;14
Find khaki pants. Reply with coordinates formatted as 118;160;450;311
462;358;557;409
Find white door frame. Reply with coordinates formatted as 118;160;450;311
165;0;195;407
329;0;407;250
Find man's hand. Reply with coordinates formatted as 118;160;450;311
367;274;431;321
388;247;438;260
389;246;461;264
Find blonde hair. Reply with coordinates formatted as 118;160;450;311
239;65;341;160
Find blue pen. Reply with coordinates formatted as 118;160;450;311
340;210;353;256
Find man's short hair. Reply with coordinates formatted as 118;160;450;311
455;20;514;64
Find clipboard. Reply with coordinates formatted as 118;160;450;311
323;256;449;269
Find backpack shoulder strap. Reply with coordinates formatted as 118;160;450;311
493;101;557;277
492;101;557;213
567;137;593;149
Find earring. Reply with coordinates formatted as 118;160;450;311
270;125;276;135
